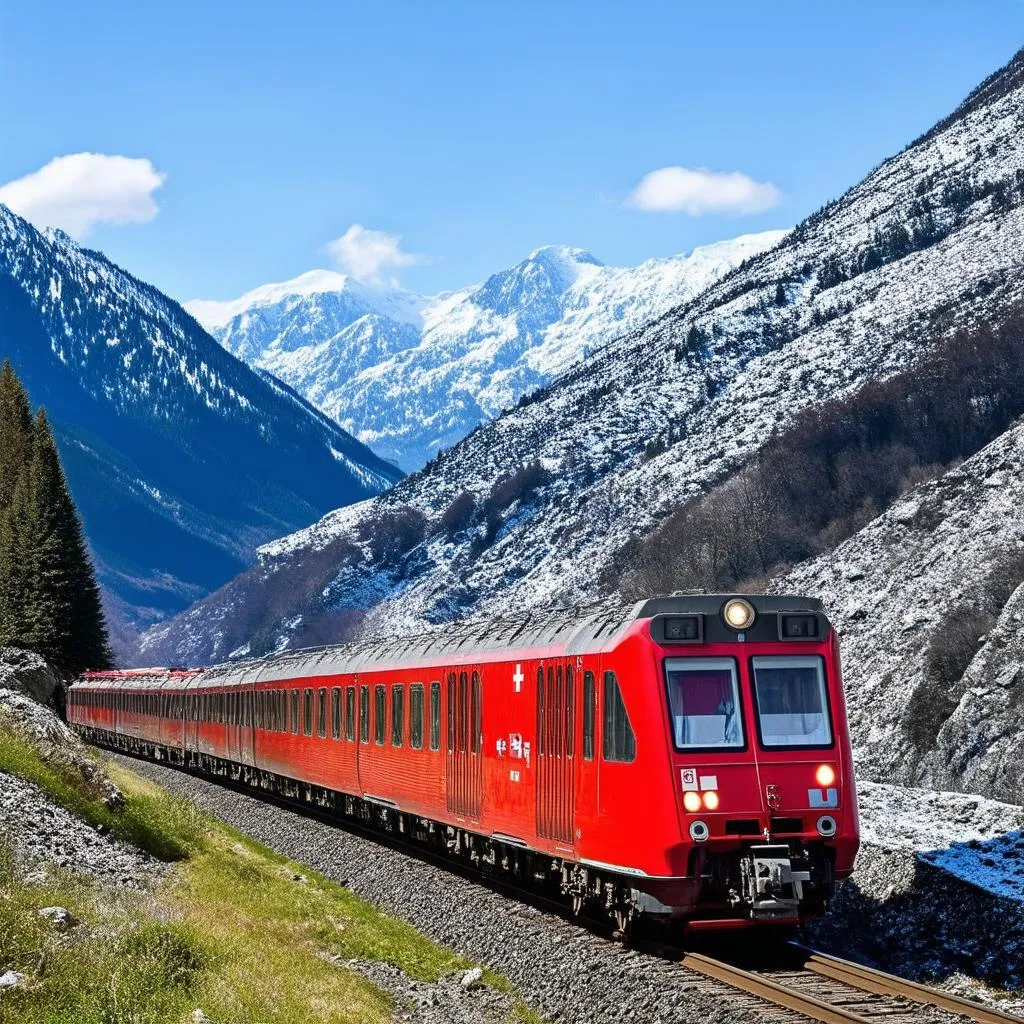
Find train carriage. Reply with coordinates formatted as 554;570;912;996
69;594;859;931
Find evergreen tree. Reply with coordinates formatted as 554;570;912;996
0;362;111;673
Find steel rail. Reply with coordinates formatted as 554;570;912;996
680;950;875;1024
793;944;1024;1024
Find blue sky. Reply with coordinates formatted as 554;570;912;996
2;1;1023;302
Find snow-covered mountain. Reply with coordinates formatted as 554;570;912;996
0;205;402;654
143;47;1024;670
189;233;785;471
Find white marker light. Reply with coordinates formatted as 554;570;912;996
702;790;720;811
722;598;756;631
815;764;836;788
683;791;702;813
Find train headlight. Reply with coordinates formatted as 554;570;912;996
683;791;702;813
722;598;756;631
689;820;709;843
815;764;836;788
702;790;720;811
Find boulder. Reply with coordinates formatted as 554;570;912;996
37;906;77;932
0;648;59;706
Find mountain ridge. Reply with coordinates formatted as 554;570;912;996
190;232;786;471
0;203;402;655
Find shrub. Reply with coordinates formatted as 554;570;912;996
437;490;477;536
358;506;428;565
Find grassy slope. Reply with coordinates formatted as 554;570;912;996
0;728;538;1024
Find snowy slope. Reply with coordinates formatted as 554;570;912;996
144;47;1024;668
776;418;1024;803
0;205;402;649
190;233;785;471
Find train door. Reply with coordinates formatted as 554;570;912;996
445;667;483;820
536;660;576;845
240;684;255;766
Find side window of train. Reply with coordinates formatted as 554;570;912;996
446;673;456;752
429;681;441;751
471;672;482;754
303;688;314;736
291;690;300;734
410;684;424;749
317;687;327;739
392;685;404;747
359;685;370;743
536;667;545;754
565;664;575;757
331;687;342;740
346;686;356;741
374;684;386;745
583;671;595;760
602;671;636;763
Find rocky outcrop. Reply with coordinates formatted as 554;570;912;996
779;419;1024;799
0;648;59;706
931;583;1024;804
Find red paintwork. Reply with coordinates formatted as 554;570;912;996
68;614;859;921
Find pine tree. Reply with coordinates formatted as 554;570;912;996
0;363;112;673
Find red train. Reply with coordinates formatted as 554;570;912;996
69;594;859;931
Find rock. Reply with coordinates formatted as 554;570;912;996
460;967;483;989
0;648;59;705
190;1010;215;1024
37;906;76;932
0;972;24;990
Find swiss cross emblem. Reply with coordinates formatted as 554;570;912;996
512;664;524;692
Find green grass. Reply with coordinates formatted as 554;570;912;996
0;728;202;860
0;729;543;1023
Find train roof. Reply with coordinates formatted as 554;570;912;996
75;594;826;690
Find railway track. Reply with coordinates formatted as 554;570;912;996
677;944;1024;1024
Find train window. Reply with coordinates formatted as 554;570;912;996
374;685;386;745
346;686;356;741
751;656;832;749
537;667;550;755
458;672;469;753
583;671;595;760
664;657;744;750
303;688;314;736
392;685;404;747
410;684;424;749
602;671;636;763
278;690;287;732
429;682;440;751
446;674;456;753
245;691;252;727
331;687;341;740
359;685;370;742
315;688;325;738
565;665;575;758
471;672;482;754
291;690;300;734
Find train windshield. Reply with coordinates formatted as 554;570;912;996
664;657;743;750
751;655;832;748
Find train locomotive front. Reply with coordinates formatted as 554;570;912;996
68;594;858;932
599;595;858;929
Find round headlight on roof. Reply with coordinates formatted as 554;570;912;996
722;597;756;631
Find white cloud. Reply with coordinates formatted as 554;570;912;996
325;224;422;286
0;153;166;239
626;166;782;215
